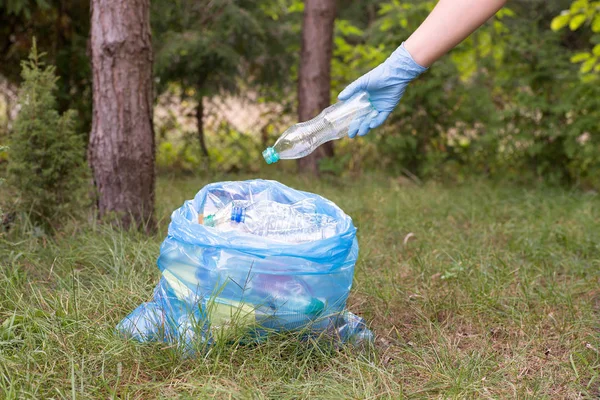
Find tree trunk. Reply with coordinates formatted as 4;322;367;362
297;0;337;175
3;94;10;132
196;96;209;159
89;0;155;230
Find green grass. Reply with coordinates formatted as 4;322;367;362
1;171;599;399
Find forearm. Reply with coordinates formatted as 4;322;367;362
404;0;507;67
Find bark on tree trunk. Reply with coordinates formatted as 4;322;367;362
89;0;155;230
196;96;209;159
4;95;10;131
297;0;337;175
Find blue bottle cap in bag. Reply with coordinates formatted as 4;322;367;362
231;206;244;223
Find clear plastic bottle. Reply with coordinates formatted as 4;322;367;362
252;274;324;316
231;201;336;242
203;200;337;243
263;91;376;164
202;201;235;228
205;275;325;331
200;200;249;232
250;274;325;330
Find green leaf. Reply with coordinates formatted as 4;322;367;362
581;73;598;83
378;2;395;16
551;14;570;31
593;15;600;32
569;14;587;30
380;17;395;32
570;0;588;13
496;7;515;19
580;57;597;73
594;44;600;56
337;20;363;37
571;52;592;62
288;1;304;13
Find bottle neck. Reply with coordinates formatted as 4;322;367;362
205;206;236;227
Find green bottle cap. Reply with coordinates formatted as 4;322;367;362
304;298;325;316
204;214;216;227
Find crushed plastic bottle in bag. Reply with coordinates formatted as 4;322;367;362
200;199;338;243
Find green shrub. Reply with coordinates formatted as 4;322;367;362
156;118;263;174
207;123;262;174
329;3;600;187
7;40;88;232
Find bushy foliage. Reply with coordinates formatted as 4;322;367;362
152;0;297;102
5;0;595;189
148;0;600;188
0;0;92;134
7;41;88;231
551;0;600;79
328;1;600;187
156;120;264;174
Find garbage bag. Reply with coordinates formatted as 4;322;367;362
117;179;372;351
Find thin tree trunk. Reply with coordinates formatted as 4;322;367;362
89;0;155;230
196;96;209;158
4;94;10;132
261;125;269;148
297;0;337;175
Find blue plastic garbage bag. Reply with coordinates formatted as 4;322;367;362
117;180;372;351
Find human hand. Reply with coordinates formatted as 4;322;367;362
338;42;427;138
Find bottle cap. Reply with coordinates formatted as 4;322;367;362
231;206;244;223
262;147;280;164
304;298;325;316
204;214;216;227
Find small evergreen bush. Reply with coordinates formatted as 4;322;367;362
8;40;88;232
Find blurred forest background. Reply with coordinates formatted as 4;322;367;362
0;0;599;229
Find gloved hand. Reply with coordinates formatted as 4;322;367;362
338;42;428;138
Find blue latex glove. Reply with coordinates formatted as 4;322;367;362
338;42;428;138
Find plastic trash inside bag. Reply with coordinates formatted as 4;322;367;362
199;198;339;243
117;179;373;352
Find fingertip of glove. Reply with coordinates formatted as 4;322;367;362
357;123;371;137
369;112;389;129
338;92;350;101
338;85;358;101
369;119;381;129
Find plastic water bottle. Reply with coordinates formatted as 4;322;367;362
251;274;325;329
203;200;337;243
262;91;376;164
201;201;236;228
231;201;336;241
205;275;325;330
252;274;324;313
